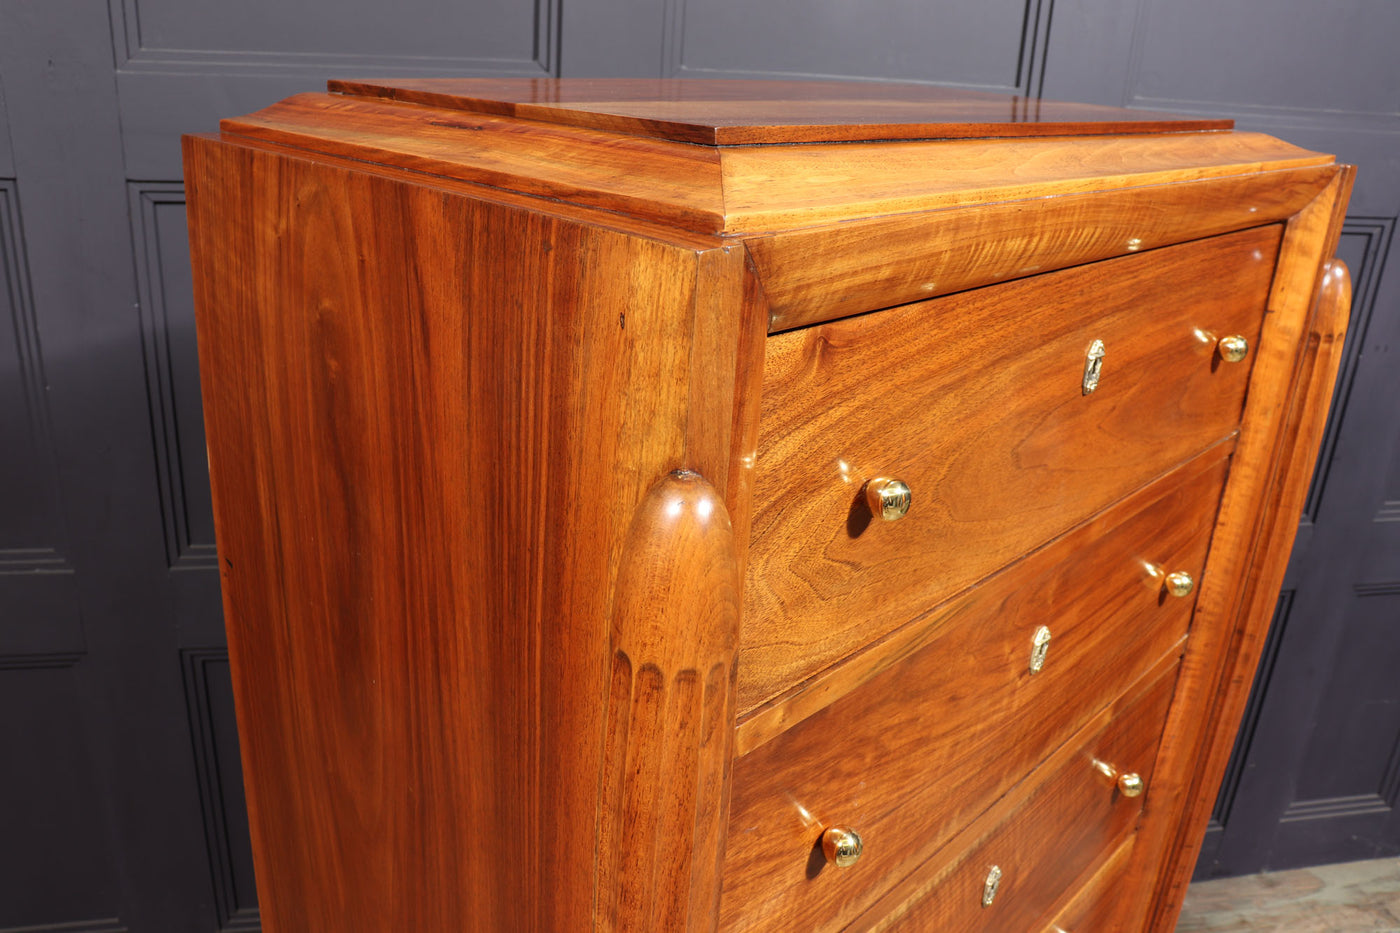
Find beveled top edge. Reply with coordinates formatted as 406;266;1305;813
327;78;1234;146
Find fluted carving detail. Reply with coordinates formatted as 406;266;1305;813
597;471;741;932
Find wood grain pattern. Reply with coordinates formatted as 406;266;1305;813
853;656;1180;932
183;133;761;932
735;442;1233;756
749;166;1337;331
327;77;1233;145
1040;836;1138;932
720;451;1224;932
716;132;1331;234
598;471;740;931
184;81;1355;933
217;88;1332;235
740;227;1279;714
221;93;730;232
1136;171;1356;932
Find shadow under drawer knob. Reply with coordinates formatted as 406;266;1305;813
1118;772;1145;797
865;477;912;521
1165;571;1196;598
821;827;864;868
1217;334;1250;363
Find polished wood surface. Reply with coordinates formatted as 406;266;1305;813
734;442;1232;756
222;93;728;232
715;132;1329;234
855;657;1179;931
1138;177;1355;931
218;90;1331;235
327;77;1234;145
600;471;740;931
750;167;1336;331
1042;836;1138;932
721;452;1224;931
184;133;761;932
740;227;1277;714
184;79;1354;932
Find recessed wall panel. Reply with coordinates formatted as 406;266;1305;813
1132;0;1400;114
676;0;1039;90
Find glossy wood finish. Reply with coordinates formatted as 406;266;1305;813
183;133;763;932
721;452;1225;931
740;227;1277;713
600;471;740;930
715;134;1328;234
855;657;1180;931
219;91;1332;235
1138;175;1356;931
1042;836;1138;932
751;166;1334;331
184;80;1354;933
327;78;1233;145
734;441;1232;757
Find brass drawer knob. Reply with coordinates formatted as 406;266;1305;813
1217;334;1250;363
821;827;863;868
865;477;912;521
1118;772;1145;797
1164;571;1196;598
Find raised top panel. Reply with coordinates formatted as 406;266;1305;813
214;80;1332;237
327;77;1233;145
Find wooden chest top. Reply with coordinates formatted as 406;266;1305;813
323;77;1233;144
213;78;1332;238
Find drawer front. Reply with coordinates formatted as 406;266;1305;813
864;661;1178;932
1040;836;1138;933
719;453;1226;933
740;225;1279;713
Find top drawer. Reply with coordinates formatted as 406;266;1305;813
739;225;1280;714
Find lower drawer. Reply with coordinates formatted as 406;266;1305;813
857;659;1177;931
719;451;1226;932
1041;835;1139;932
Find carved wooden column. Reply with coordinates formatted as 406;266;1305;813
597;470;742;932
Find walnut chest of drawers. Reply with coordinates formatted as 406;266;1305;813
183;79;1354;932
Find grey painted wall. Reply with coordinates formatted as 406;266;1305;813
0;0;1394;928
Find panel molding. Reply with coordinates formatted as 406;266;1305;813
1;181;73;575
182;648;260;932
108;0;559;76
1;181;45;446
1119;0;1399;125
1279;582;1400;817
1353;581;1400;597
1384;715;1400;809
1210;589;1295;832
0;650;84;670
129;184;217;571
0;547;70;575
665;0;1055;96
1128;100;1400;130
1120;0;1399;121
0;920;127;933
1280;793;1392;823
1303;216;1396;523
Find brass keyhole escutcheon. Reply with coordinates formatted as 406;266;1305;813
1082;339;1106;395
1029;625;1052;674
982;865;1003;907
